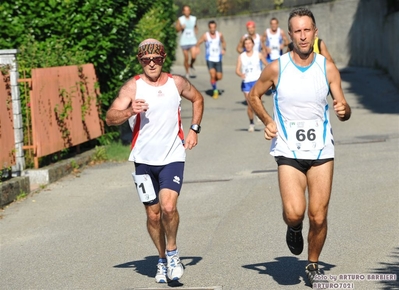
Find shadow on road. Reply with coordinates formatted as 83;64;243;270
114;255;202;277
242;256;336;287
371;247;399;290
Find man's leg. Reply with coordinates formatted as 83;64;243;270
304;160;333;286
278;164;307;226
182;49;190;77
306;160;334;262
145;203;166;257
159;188;179;251
145;202;168;283
278;164;307;255
189;46;197;69
244;92;255;132
159;188;184;280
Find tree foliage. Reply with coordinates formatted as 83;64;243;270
0;0;177;111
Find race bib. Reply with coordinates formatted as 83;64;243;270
183;29;193;37
132;173;156;203
286;119;325;151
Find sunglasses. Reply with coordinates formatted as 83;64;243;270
140;56;164;66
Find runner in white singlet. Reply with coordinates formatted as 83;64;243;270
235;36;267;132
247;8;351;287
196;20;226;99
176;5;199;78
106;38;204;284
262;17;289;63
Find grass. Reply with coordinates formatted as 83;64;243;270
91;141;131;163
105;142;131;161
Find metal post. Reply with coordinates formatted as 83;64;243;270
0;49;25;175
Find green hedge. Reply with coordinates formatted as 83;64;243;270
0;0;177;122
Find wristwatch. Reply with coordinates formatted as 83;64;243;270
190;124;201;134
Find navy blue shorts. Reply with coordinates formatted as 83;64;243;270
134;162;185;205
275;156;333;174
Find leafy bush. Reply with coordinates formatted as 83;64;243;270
0;0;178;133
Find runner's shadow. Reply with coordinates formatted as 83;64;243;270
242;257;336;287
205;89;224;97
114;255;202;277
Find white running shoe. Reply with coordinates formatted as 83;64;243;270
155;262;167;283
166;250;184;281
248;124;255;132
256;116;262;124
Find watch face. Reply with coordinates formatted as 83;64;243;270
191;124;201;133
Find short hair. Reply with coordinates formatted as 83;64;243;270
270;17;279;23
208;20;217;27
288;8;316;32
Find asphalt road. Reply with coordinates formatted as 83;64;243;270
1;64;398;290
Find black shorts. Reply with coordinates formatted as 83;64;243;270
275;156;333;174
206;60;223;73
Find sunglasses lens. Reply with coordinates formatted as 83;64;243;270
141;57;163;65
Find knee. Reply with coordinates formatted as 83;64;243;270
161;203;177;218
308;212;327;228
147;209;161;224
284;210;305;226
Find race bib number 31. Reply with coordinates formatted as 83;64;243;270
286;119;325;151
132;173;156;203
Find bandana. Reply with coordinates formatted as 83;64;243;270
137;42;166;58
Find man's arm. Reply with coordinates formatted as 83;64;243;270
195;33;206;48
175;18;183;32
235;55;244;78
280;29;289;50
220;33;227;55
247;61;279;139
173;75;204;149
105;79;148;126
320;40;334;63
262;31;271;54
236;36;244;54
326;61;351;121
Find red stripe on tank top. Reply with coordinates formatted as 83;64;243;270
177;109;184;141
131;113;141;150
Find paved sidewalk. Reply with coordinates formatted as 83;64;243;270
0;64;398;290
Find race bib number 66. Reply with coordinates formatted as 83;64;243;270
286;119;325;151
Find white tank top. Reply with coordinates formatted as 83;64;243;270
240;51;262;83
270;53;334;160
128;74;186;165
205;31;222;62
179;15;197;46
266;28;282;61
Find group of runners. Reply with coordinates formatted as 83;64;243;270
105;6;351;289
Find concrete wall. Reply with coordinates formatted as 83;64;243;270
174;0;399;87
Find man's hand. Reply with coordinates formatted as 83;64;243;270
264;120;278;140
184;130;198;150
132;99;149;114
333;99;350;120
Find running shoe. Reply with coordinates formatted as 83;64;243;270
155;262;167;283
212;90;219;99
306;263;327;287
248;124;255;132
286;222;303;255
166;249;184;281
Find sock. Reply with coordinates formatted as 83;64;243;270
158;258;167;264
211;81;217;91
166;249;177;256
249;119;254;125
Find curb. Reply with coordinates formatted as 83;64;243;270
0;149;95;208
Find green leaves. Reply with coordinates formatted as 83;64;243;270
1;0;177;140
